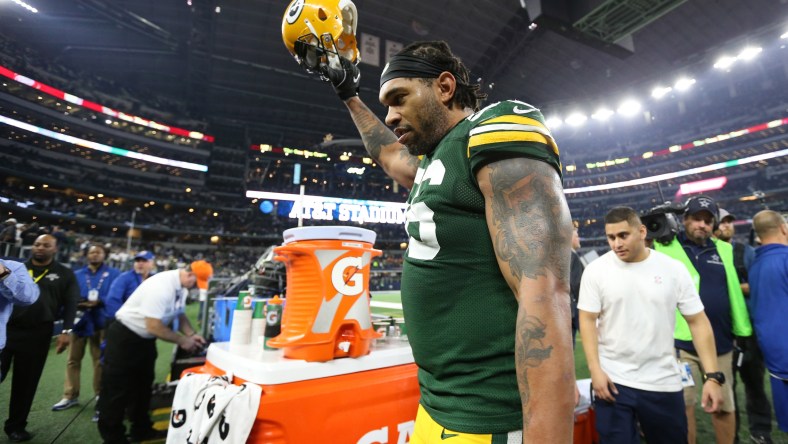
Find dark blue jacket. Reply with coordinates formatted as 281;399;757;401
74;264;120;337
750;243;788;378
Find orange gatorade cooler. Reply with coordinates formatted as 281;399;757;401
185;340;419;443
269;226;382;362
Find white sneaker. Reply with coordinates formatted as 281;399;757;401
51;398;78;411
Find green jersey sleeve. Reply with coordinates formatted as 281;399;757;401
466;100;562;178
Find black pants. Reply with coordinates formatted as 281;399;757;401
0;323;53;435
97;321;157;444
594;384;688;444
733;333;773;440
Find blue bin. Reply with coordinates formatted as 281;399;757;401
212;297;269;342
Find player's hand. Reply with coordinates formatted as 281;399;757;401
55;333;70;354
590;369;618;402
321;56;360;101
701;380;724;413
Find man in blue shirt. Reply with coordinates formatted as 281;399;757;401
52;244;119;416
717;208;773;444
750;210;788;433
104;251;154;321
0;259;39;361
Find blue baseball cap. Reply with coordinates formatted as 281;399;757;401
133;250;155;261
684;196;719;220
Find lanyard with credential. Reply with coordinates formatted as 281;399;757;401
86;266;109;291
29;268;49;284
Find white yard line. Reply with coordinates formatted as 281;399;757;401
369;301;403;310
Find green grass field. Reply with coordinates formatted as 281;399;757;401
1;294;786;443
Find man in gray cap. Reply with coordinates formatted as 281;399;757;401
716;209;773;443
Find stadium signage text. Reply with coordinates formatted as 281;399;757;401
289;201;406;225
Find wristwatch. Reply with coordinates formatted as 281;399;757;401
0;266;10;280
704;372;726;385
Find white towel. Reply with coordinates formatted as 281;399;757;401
167;372;261;444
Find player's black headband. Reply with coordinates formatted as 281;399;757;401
380;54;464;87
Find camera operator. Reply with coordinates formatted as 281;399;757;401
653;195;752;444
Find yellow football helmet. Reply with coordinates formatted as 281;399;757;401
282;0;359;74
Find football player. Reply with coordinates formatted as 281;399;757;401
283;2;575;442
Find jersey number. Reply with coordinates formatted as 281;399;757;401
406;160;445;260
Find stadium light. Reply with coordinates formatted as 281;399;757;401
781;31;788;39
565;112;587;127
713;55;737;71
545;116;562;129
737;46;762;61
591;107;614;121
651;86;672;99
617;99;641;117
674;77;696;92
10;0;38;13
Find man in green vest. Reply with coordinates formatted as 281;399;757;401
654;195;752;444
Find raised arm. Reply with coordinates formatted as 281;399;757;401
476;157;574;442
323;56;419;188
0;260;39;306
343;97;419;188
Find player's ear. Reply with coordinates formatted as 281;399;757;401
436;72;456;105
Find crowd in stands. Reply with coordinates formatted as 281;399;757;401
0;32;208;132
0;27;785;259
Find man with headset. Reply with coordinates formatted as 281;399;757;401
654;196;752;443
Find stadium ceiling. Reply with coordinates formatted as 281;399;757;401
0;0;786;149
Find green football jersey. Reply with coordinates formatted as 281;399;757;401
401;100;561;433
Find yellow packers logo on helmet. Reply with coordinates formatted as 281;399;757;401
282;0;359;73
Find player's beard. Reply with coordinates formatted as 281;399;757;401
404;93;450;156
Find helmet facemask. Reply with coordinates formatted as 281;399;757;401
293;33;342;80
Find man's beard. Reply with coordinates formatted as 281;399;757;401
32;252;52;263
404;94;450;156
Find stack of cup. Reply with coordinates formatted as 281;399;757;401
250;300;266;346
229;290;253;345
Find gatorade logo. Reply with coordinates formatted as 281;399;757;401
171;409;187;428
331;256;364;296
218;415;230;440
207;394;216;418
266;310;280;326
357;420;414;444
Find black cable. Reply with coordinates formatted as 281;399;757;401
50;395;98;444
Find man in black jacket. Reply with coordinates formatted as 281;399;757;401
0;234;79;442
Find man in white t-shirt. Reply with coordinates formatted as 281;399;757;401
97;263;211;444
578;206;723;443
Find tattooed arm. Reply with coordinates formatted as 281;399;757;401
344;97;420;188
476;157;575;442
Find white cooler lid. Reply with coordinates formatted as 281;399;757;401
205;340;414;385
282;226;377;245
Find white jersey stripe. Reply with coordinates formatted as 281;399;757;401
469;123;552;138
